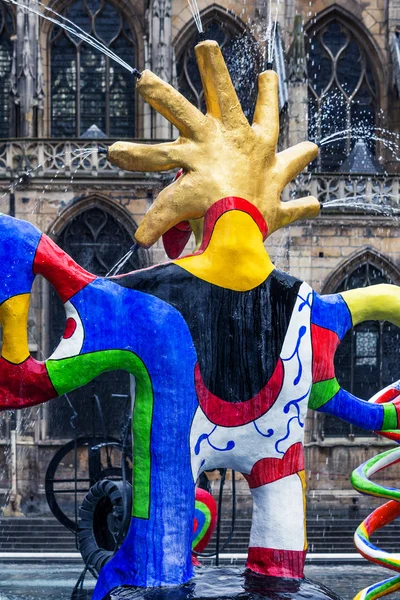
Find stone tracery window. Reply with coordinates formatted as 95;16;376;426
48;206;148;438
0;4;13;138
307;19;377;171
323;262;400;438
177;19;259;121
50;0;136;138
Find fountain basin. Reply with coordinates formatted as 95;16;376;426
106;567;343;599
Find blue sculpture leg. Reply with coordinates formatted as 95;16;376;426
93;379;198;598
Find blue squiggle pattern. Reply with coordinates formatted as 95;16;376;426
195;425;235;455
275;416;304;454
283;387;310;423
282;325;306;386
298;292;312;312
253;420;274;438
275;387;310;454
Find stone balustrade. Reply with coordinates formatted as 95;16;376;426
0;139;162;180
285;172;400;212
0;141;399;214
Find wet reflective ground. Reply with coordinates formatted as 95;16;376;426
0;562;394;599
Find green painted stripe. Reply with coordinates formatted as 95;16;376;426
383;404;398;431
365;576;400;600
192;501;211;549
351;448;400;502
308;378;340;410
47;350;153;520
132;359;154;519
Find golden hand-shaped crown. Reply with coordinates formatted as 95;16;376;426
108;40;319;248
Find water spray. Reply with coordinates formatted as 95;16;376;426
186;0;204;35
4;0;142;78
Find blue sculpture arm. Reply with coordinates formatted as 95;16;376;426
308;290;400;432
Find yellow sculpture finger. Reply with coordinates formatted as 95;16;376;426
107;140;190;172
137;70;206;138
341;284;400;328
274;196;320;232
252;71;279;144
134;177;206;248
276;142;319;187
195;41;248;129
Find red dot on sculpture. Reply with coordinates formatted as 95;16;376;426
63;318;77;339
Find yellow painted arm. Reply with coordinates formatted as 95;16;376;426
341;284;400;328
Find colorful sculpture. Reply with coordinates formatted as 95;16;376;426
1;40;400;600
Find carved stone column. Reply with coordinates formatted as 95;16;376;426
286;15;309;148
145;0;175;139
10;0;44;138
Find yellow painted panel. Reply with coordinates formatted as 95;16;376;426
0;294;30;364
175;211;275;291
341;284;400;328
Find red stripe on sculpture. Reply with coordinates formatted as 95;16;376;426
311;324;340;383
0;356;56;409
373;388;400;404
192;487;217;554
244;443;304;489
194;358;283;427
199;197;268;253
247;547;306;579
33;235;96;303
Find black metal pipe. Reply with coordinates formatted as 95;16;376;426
9;188;15;217
215;468;226;566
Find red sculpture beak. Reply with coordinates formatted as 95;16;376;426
162;221;192;259
161;169;193;259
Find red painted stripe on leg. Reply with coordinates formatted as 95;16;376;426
244;443;304;488
247;547;306;579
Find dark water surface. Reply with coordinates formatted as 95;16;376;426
107;567;342;599
0;562;395;599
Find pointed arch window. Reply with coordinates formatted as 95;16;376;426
50;0;136;138
48;206;149;438
307;18;378;171
177;18;260;121
323;261;400;438
0;4;13;138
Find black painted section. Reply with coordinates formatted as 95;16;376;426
114;265;301;403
